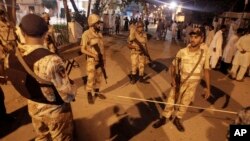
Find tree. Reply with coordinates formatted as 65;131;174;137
62;0;71;22
92;0;110;15
4;0;16;24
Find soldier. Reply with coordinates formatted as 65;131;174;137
152;28;211;132
42;12;57;53
81;14;106;104
0;52;15;122
128;21;148;84
4;14;76;140
234;106;250;125
0;9;16;123
0;9;16;53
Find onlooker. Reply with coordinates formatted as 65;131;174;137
209;25;227;69
221;28;244;74
230;30;250;81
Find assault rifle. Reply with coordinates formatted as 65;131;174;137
174;57;181;103
133;38;152;62
92;44;108;83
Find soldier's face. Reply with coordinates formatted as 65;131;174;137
93;22;101;32
137;26;143;32
190;35;203;48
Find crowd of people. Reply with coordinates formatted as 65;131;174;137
154;17;250;81
0;7;249;140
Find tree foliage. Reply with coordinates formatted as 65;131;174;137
42;0;57;9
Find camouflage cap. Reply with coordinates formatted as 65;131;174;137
19;14;48;37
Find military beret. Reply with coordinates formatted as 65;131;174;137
19;14;48;37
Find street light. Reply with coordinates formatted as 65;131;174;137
169;1;177;9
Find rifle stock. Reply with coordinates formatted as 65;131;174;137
174;58;181;103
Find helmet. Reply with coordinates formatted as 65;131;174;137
88;14;100;27
136;21;144;28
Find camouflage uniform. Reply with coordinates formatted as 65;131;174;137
81;28;104;92
0;20;16;53
162;43;210;119
128;22;147;81
21;45;76;141
234;107;250;125
44;25;56;53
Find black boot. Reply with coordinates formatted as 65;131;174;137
130;75;136;84
152;116;167;128
94;89;106;99
139;75;144;82
173;117;185;132
87;92;94;104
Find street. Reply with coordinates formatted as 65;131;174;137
1;25;250;141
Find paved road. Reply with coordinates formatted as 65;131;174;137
1;25;250;141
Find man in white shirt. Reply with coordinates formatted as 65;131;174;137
230;30;250;81
209;25;227;69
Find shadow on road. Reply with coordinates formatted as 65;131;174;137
0;105;31;139
73;94;169;141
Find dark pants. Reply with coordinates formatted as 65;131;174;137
116;24;120;34
220;61;231;74
0;86;7;117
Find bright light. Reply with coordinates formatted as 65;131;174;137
169;2;177;9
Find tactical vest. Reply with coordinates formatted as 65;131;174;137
5;48;64;105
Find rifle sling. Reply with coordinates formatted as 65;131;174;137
15;47;53;85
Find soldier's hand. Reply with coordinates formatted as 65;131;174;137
203;88;211;99
94;54;99;61
171;80;176;88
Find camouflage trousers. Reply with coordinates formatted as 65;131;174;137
130;50;145;76
162;80;200;119
29;103;74;141
86;58;102;92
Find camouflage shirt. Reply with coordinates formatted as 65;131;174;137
17;45;76;118
173;43;210;80
235;107;250;125
81;28;105;57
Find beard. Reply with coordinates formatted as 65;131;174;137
94;26;100;32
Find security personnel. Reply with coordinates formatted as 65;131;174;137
0;9;16;53
4;14;76;140
81;14;106;104
0;9;16;123
42;12;57;53
152;28;211;132
128;21;148;84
